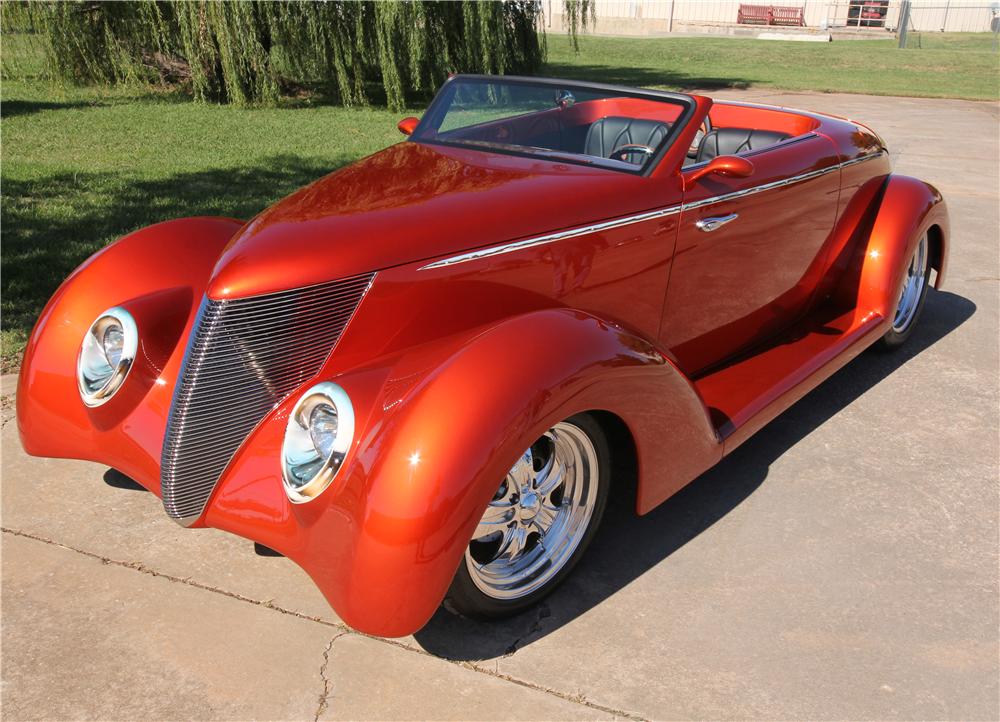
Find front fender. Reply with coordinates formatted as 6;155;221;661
206;308;720;636
16;216;244;490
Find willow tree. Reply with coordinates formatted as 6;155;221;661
4;0;595;111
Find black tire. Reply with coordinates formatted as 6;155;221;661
875;233;931;351
445;413;610;620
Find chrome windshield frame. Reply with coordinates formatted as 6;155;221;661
410;74;698;177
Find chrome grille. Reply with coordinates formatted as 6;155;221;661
160;273;374;523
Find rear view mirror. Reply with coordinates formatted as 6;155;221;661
397;117;419;136
555;90;576;108
683;155;754;190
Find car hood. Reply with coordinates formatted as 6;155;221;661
206;141;661;299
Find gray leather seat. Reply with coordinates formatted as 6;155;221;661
584;116;671;160
696;128;791;163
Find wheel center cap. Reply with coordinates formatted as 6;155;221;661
518;491;540;521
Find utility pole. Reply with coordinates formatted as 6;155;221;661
992;3;1000;53
898;0;912;48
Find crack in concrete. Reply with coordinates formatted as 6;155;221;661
364;630;649;720
2;526;648;721
502;602;551;657
1;394;16;429
1;526;351;631
314;631;350;721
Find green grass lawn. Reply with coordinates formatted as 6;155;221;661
547;33;1000;99
2;32;997;370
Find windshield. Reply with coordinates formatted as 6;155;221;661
411;77;693;174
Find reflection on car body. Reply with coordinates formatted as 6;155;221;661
17;74;949;637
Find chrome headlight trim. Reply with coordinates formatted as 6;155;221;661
76;306;138;407
281;382;355;503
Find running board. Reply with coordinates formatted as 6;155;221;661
693;306;888;454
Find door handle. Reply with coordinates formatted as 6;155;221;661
695;213;738;233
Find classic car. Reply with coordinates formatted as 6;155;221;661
17;75;949;637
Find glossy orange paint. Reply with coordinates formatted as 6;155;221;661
16;81;949;637
17;217;244;495
695;174;949;452
663;132;846;373
681;154;755;190
204;309;719;635
396;116;419;136
207;141;672;299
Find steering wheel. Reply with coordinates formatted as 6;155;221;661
610;144;655;164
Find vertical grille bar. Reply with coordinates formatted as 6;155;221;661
160;273;374;523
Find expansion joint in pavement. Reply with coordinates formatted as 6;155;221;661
2;526;649;722
0;525;350;628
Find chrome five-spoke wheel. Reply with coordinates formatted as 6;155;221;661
879;232;931;350
893;232;929;333
446;415;609;618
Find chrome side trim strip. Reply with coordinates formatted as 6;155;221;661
420;204;682;270
841;152;886;168
419;151;885;270
680;161;841;211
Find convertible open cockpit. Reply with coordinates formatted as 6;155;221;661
18;73;948;637
411;77;821;173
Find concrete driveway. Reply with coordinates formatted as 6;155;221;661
2;91;997;721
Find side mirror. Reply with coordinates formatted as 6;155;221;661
682;155;754;190
397;117;419;136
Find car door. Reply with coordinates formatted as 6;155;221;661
658;134;842;375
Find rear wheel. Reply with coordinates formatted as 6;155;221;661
876;232;930;351
446;414;609;619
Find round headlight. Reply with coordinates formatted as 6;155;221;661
281;382;355;503
77;307;138;407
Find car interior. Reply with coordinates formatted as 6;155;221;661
581;114;795;166
431;94;821;171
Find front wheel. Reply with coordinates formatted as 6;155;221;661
876;232;930;351
446;414;610;619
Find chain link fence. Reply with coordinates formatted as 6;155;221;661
545;0;1000;41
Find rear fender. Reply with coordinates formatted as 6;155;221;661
206;308;721;636
16;217;244;488
836;175;949;320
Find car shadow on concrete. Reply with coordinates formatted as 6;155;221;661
412;288;976;660
102;469;147;491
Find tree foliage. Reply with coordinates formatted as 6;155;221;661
2;0;594;110
563;0;596;51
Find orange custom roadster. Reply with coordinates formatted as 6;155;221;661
18;76;949;636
